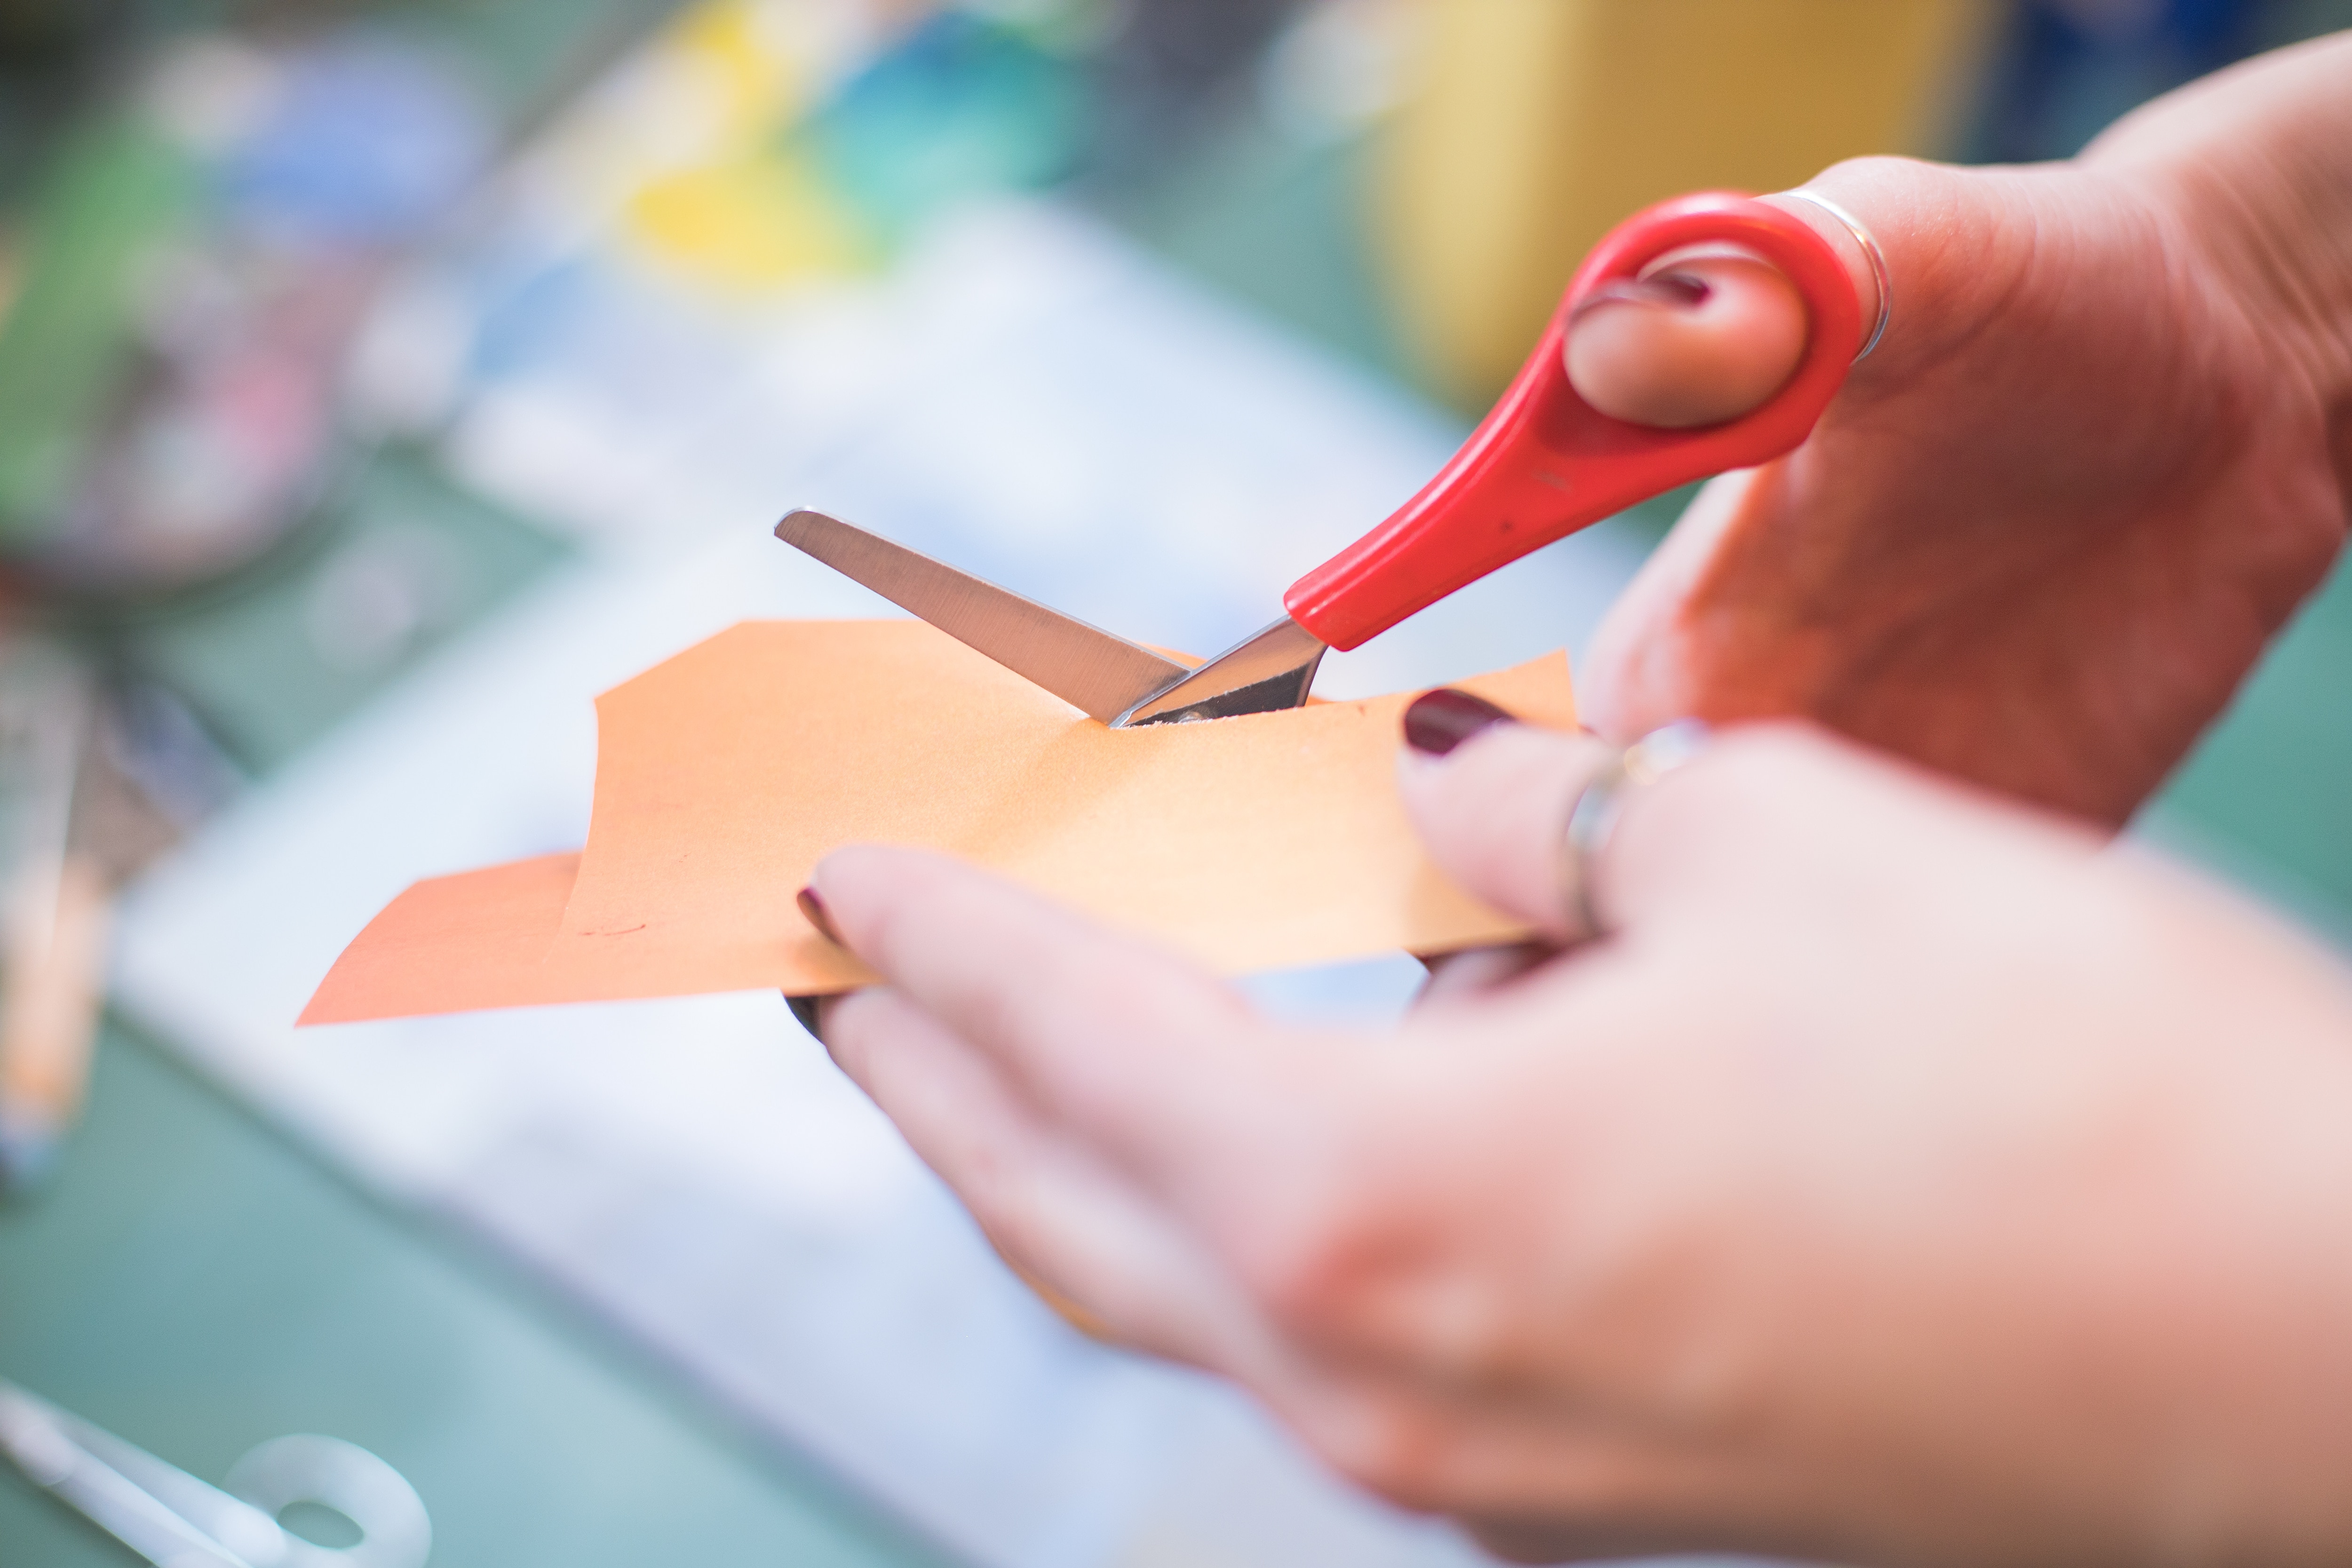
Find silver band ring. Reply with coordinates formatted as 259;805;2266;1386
1560;720;1713;941
1781;189;1892;364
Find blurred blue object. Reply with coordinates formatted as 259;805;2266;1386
1967;0;2259;159
221;36;493;244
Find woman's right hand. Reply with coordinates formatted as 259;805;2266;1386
1559;32;2352;827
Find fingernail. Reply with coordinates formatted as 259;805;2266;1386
1572;272;1712;319
1641;270;1712;307
1404;689;1517;757
786;994;824;1040
797;885;843;945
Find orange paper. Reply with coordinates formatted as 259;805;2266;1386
302;621;1574;1025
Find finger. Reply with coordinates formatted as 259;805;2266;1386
824;982;1260;1369
1565;255;1807;427
806;846;1276;1188
1395;701;1618;940
1397;699;1876;946
811;848;1328;1383
1574;469;1772;743
821;986;1030;1162
1414;943;1557;1010
784;993;828;1038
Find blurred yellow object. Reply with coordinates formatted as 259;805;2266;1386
0;639;104;1195
1377;0;1996;403
0;856;109;1189
0;235;20;332
570;0;922;289
628;150;874;287
675;0;807;135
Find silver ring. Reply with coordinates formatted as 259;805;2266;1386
1781;189;1892;364
1559;720;1713;941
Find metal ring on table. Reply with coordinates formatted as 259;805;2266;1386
1559;720;1714;942
1781;189;1892;363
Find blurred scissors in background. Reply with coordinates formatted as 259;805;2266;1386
778;190;1864;725
0;1377;431;1568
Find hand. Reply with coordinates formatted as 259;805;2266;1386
802;702;2352;1566
1560;33;2352;826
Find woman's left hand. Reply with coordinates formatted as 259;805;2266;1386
803;712;2352;1567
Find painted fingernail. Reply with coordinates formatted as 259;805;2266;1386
1572;272;1712;319
1641;270;1713;307
786;994;824;1040
1404;689;1518;757
797;885;843;945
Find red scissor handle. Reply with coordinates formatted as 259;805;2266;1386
1284;191;1861;652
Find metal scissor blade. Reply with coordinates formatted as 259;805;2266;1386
776;510;1193;724
1114;617;1327;727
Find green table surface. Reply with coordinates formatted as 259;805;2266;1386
0;1022;951;1568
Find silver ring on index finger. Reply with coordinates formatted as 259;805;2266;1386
1559;720;1713;943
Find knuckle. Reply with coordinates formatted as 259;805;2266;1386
1223;1079;1504;1373
1225;1116;1416;1353
1232;1184;1377;1345
1295;1393;1457;1510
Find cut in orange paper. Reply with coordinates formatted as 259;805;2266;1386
302;621;1575;1026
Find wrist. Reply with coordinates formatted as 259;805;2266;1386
2085;33;2352;409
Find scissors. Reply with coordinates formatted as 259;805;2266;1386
775;190;1860;725
0;1378;432;1568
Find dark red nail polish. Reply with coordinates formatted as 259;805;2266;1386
797;886;843;945
1642;270;1713;307
1404;689;1517;757
1572;273;1713;320
786;994;824;1040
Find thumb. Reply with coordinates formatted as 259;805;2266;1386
1566;253;1810;428
1565;186;1885;429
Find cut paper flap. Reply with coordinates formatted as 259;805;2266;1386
302;621;1575;1026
